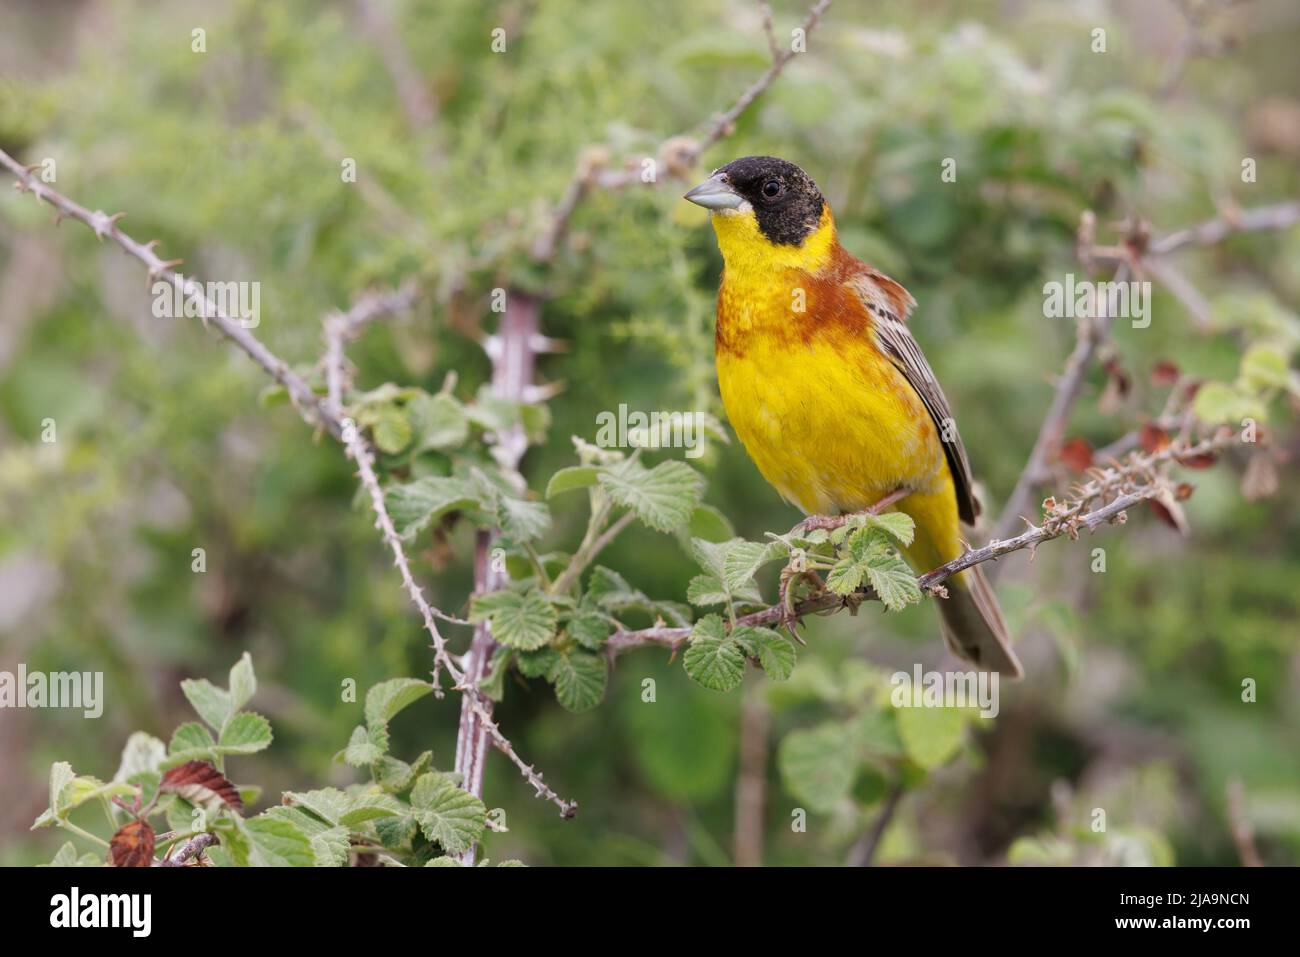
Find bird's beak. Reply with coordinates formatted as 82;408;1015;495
684;173;743;210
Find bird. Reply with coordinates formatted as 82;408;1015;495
684;155;1022;677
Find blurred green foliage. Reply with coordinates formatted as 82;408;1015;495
1;0;1298;866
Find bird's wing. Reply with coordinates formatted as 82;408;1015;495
846;269;981;524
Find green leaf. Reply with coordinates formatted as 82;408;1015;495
180;678;232;732
686;574;730;607
376;814;419;850
113;732;166;783
408;392;469;452
864;553;922;611
1240;343;1291;392
340;792;404;827
341;725;387;767
545;466;599;498
371;408;413;453
515;648;560;678
547;652;608;712
825;559;865;596
384;476;481;540
243;815;316;867
469;590;557;650
375;751;433;793
365;678;434;728
1192;380;1266;426
478;647;513;701
734;626;796;681
168;722;216;761
497;495;550;544
687;504;734;542
859;512;915;547
682;614;745;692
284;787;351;825
217;712;273;754
566;609;612;650
410;775;486;855
722;539;785;592
598;458;704;532
228;653;257;713
777;723;858;813
896;706;967;770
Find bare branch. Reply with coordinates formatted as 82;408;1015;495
846;782;904;866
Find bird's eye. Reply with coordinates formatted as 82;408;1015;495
761;180;782;199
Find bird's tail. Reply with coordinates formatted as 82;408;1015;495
935;565;1023;678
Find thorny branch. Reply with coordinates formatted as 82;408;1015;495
607;428;1244;655
992;199;1300;543
530;0;834;263
0;147;577;822
157;831;218;867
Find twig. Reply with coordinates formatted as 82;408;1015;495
607;430;1241;654
0;148;340;438
157;831;218;867
846;782;903;866
0;148;578;825
1150;200;1300;255
530;0;834;263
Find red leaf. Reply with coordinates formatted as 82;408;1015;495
1177;451;1219;470
1139;423;1171;454
110;819;156;868
1175;482;1195;501
1148;491;1190;535
160;760;243;813
1058;438;1094;473
1151;360;1180;386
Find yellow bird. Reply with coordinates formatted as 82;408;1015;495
685;156;1022;677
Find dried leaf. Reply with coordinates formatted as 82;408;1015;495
1149;488;1190;534
1139;423;1171;454
110;819;155;867
1177;450;1218;470
1151;360;1180;386
160;760;243;813
1241;453;1279;501
1058;438;1094;473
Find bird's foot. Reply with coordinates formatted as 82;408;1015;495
776;564;825;644
793;488;910;536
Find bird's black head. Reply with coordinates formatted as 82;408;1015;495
684;156;826;246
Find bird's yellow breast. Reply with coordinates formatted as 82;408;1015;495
711;209;948;518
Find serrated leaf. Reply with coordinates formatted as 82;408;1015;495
777;722;857;813
180;678;231;732
410;776;486;855
341;724;387;767
243;815;315;867
409;392;469;452
365;678;433;728
168;722;216;761
566;609;612;650
469;590;557;650
110;820;155;868
515;647;559;678
864;555;922;611
228;653;257;713
547;652;608;712
682;615;745;692
376;814;419;850
284;787;351;826
686;574;730;607
859;512;915;546
113;733;166;784
217;712;273;754
340;792;404;827
687;504;734;542
546;466;599;498
384;476;481;540
374;751;433;793
722;540;784;592
734;626;796;681
497;495;550;544
371;408;413;453
825;559;865;596
598;459;704;532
